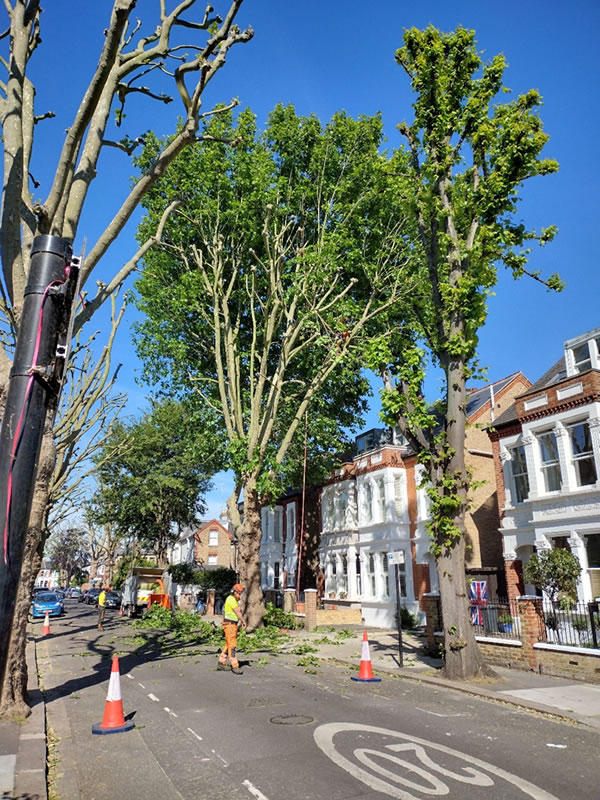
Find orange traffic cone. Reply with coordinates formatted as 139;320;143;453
92;654;135;735
119;607;123;616
351;630;381;683
42;611;51;636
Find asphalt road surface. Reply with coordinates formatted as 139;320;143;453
37;600;595;800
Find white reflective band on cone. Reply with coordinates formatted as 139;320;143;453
106;669;122;702
361;641;371;661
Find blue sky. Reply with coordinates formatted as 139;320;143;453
26;1;599;518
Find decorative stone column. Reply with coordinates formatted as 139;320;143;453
304;589;318;632
503;551;524;602
521;433;539;498
284;588;295;613
517;595;545;669
553;424;570;491
568;532;591;602
589;417;600;484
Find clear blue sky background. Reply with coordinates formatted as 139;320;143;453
26;1;599;518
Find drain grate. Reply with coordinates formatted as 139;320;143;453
270;713;314;726
247;697;284;708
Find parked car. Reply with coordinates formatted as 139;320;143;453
78;589;88;603
104;591;121;609
31;591;65;619
85;588;102;605
67;587;81;599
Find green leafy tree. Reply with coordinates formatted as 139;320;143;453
133;106;410;628
45;527;87;588
523;548;581;607
370;26;562;680
92;400;219;567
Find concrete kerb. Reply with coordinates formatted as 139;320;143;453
293;625;599;731
9;632;48;800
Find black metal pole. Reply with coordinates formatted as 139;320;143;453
395;563;404;667
0;235;73;691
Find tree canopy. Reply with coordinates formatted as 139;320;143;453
368;26;561;680
132;104;411;626
91;399;218;566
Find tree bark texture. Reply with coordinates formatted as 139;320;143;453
0;418;55;717
235;482;265;631
437;356;491;681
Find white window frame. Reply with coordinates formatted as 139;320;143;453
509;444;530;503
537;429;563;493
207;554;217;566
567;419;597;488
208;529;219;546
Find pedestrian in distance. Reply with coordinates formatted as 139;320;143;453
217;583;246;674
97;586;109;630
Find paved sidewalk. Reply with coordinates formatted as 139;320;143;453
0;633;46;800
290;625;600;730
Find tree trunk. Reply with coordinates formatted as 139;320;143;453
437;355;492;681
235;481;264;631
0;419;55;717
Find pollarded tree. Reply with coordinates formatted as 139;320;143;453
0;0;252;716
91;399;220;567
133;106;411;628
371;26;562;680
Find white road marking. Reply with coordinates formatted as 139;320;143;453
187;727;203;742
212;749;229;767
138;682;145;689
148;693;159;702
415;707;464;718
546;743;567;749
126;674;134;680
163;707;178;717
242;779;270;799
314;722;560;800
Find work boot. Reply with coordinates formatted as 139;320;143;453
217;662;230;671
231;666;244;675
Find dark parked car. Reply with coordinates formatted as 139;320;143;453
31;591;64;619
104;591;121;609
85;588;102;605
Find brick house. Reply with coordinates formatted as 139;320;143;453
464;372;532;595
488;327;600;603
194;519;235;569
169;518;235;569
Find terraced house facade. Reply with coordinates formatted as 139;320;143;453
489;327;600;603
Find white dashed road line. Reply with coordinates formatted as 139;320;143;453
148;693;159;702
243;779;271;800
163;707;178;717
187;727;203;742
138;682;145;689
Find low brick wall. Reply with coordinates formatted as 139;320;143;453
534;644;600;683
427;593;600;684
316;608;363;626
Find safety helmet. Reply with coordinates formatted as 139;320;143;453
232;583;244;593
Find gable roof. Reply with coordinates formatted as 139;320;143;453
466;371;529;421
492;358;567;429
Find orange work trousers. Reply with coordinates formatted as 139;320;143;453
219;621;239;668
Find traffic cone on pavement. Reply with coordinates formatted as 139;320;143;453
351;630;381;683
92;654;135;735
42;611;51;636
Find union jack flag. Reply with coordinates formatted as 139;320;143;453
469;581;487;625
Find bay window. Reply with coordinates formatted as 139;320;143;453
509;445;530;503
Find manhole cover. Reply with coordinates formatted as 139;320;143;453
270;713;314;726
